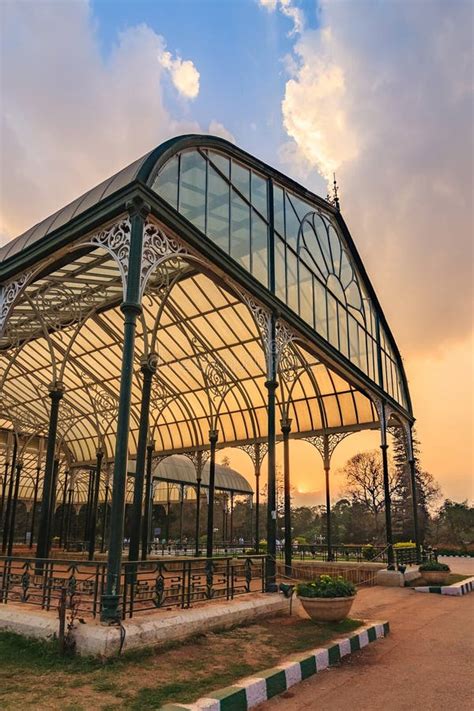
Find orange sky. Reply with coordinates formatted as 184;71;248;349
1;0;472;506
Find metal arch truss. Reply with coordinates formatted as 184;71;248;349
238;288;298;377
237;442;269;471
182;449;212;478
303;431;353;467
0;271;33;336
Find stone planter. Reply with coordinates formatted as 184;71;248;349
420;570;450;586
298;595;355;623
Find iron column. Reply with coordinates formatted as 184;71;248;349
407;425;421;563
129;356;156;561
380;403;394;569
281;417;292;576
141;441;154;560
36;383;64;559
88;450;103;560
323;434;333;562
206;429;219;558
101;198;147;624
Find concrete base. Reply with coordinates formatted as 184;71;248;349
404;570;422;584
0;592;288;657
375;569;405;587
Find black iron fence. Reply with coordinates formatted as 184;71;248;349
0;554;267;620
275;544;437;567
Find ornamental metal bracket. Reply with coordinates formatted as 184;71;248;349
88;217;132;293
304;431;353;468
192;338;232;403
238;289;297;376
0;270;33;336
139;218;191;299
182;449;212;478
237;442;269;472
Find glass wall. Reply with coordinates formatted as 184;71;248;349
152;149;406;409
152;149;269;287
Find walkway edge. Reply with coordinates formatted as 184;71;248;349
413;576;474;596
160;619;390;710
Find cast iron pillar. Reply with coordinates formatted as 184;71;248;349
281;417;292;576
29;460;42;549
179;483;185;545
88;450;103;560
101;199;147;624
36;384;64;559
141;441;154;560
1;437;17;554
7;459;23;556
265;314;278;592
323;435;333;562
100;476;110;553
407;424;421;563
194;451;204;556
254;445;263;552
129;355;156;562
206;429;219;558
379;402;395;569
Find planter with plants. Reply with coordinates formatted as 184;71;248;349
418;560;451;585
296;574;357;623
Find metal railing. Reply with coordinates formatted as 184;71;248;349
0;554;267;619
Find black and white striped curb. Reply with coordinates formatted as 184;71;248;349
414;576;474;596
161;620;389;711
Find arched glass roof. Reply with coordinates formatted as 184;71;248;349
0;134;412;505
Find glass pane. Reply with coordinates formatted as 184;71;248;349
231;161;250;200
314;279;327;338
328;226;341;276
179;150;206;232
338;304;349;357
286;249;298;313
348;314;360;367
207;164;230;253
208;151;230;178
274;185;285;237
275;237;286;303
327;293;338;348
251;212;268;286
299;263;313;326
251;172;268;218
285;194;300;249
230;189;250;270
153;156;178;209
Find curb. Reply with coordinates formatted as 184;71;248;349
161;620;389;710
414;576;474;596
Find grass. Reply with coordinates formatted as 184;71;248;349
0;616;363;709
405;573;469;588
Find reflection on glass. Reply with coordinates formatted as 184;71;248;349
251;213;268;286
152;156;178;209
179;151;206;232
207;165;230;253
231;190;250;270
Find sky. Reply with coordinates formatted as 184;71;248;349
1;0;473;506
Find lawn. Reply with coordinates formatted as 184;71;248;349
0;615;363;709
405;573;469;588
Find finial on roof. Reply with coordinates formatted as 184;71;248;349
332;173;340;211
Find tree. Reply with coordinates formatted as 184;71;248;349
339;450;399;541
433;500;474;548
390;427;441;543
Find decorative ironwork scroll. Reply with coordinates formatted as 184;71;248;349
0;271;33;336
304;431;353;467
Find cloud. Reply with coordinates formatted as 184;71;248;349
0;0;225;243
208;120;235;144
257;0;304;36
280;0;474;355
158;49;200;99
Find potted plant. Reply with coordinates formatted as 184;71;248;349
418;560;451;585
296;574;356;623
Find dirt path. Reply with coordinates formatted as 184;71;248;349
259;586;474;711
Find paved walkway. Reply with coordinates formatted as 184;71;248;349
259;583;474;710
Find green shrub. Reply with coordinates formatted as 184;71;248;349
393;541;416;549
295;536;307;545
296;574;356;599
419;561;450;572
362;544;376;560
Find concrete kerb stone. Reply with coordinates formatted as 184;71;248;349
0;593;288;657
413;575;474;596
160;620;390;711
